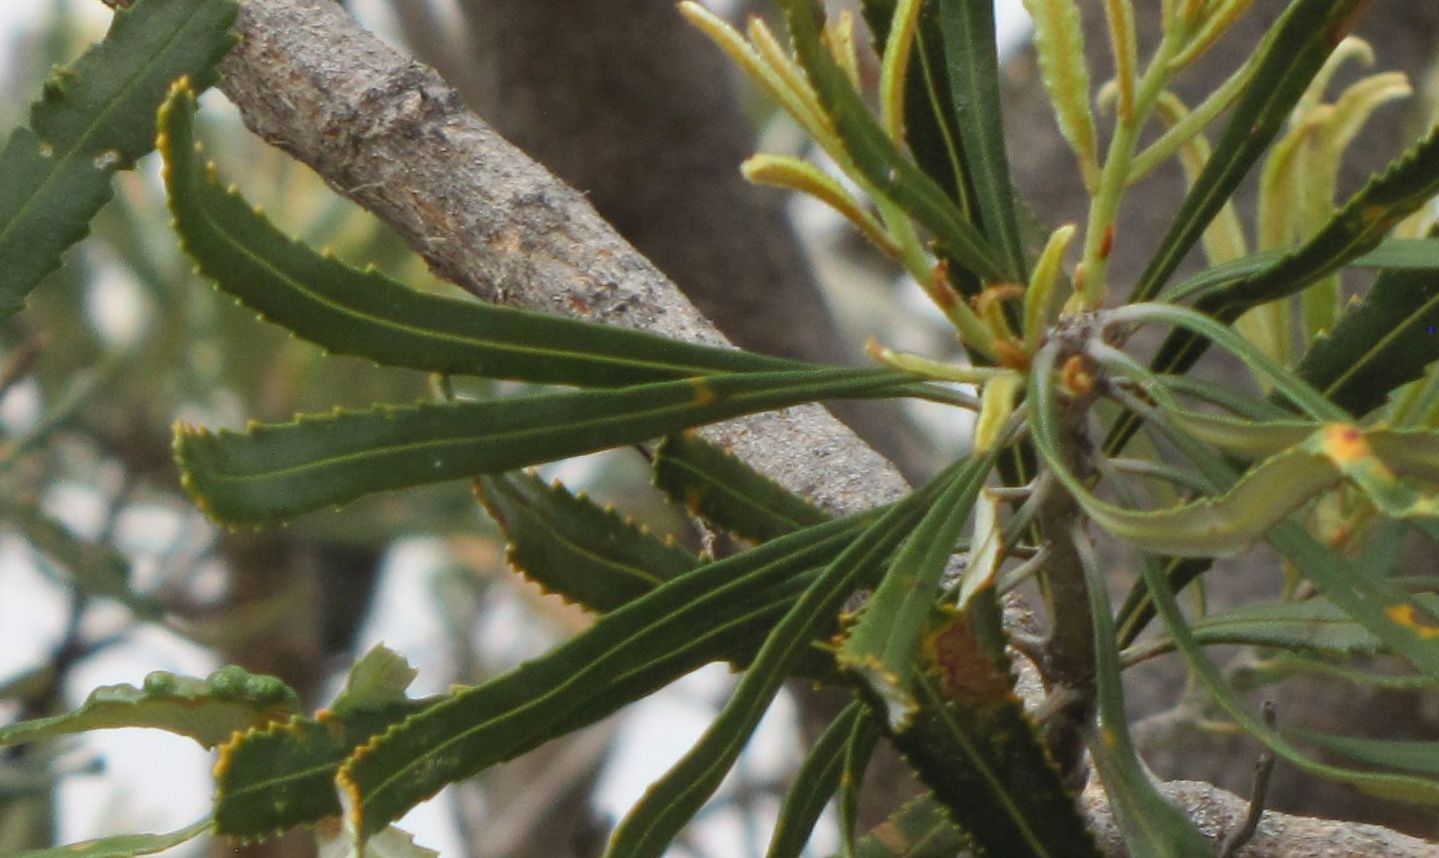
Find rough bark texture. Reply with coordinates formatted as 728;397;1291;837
213;0;1437;854
403;0;930;479
219;0;908;516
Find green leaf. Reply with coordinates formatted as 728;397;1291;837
885;611;1099;857
859;1;988;301
0;0;237;320
1131;0;1371;302
1122;595;1439;665
5;502;163;620
766;702;869;858
603;474;939;858
1076;529;1211;857
174;366;910;525
157;83;805;388
10;818;210;858
838;710;882;856
339;514;872;838
213;648;427;839
1118;386;1439;678
0;666;297;750
852;797;966;858
1296;241;1439;417
478;469;839;679
477;471;700;613
1138;547;1439;803
938;0;1026;278
1146;125;1439;391
1038;346;1341;558
215;704;423;839
333;645;419;713
1160;237;1439;307
778;0;1010;281
652;433;829;543
1289;729;1439;778
838;460;991;728
1204;125;1439;318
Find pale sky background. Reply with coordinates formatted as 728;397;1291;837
0;1;1033;855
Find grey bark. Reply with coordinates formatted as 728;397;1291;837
214;0;1437;853
396;0;931;479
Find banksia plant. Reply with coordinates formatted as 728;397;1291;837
6;0;1439;856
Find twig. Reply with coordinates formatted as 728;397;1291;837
1219;701;1279;858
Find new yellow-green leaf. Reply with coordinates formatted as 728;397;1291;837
10;819;211;858
0;667;297;750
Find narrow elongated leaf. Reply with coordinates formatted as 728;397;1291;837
604;476;943;858
652;433;829;543
1122;595;1439;665
480;470;840;681
766;703;870;858
1271;524;1439;680
1202;126;1439;321
938;0;1026;277
339;514;871;837
1139;548;1439;803
852;797;966;858
1147;125;1439;390
1289;729;1439;778
839;461;989;728
1125;390;1439;678
0;666;297;750
1131;0;1370;302
885;611;1099;857
0;0;237;320
11;818;210;858
477;472;698;612
837;712;882;855
778;0;1010;281
1296;240;1439;416
175;367;910;525
1039;350;1336;558
1018;0;1098;192
1104;297;1346;456
859;0;988;303
157;83;805;387
1161;237;1439;307
1240;124;1439;309
1076;531;1210;857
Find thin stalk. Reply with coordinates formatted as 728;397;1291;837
1074;31;1187;308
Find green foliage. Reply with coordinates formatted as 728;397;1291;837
7;819;211;858
0;0;237;320
0;666;297;750
214;647;431;839
651;432;830;542
885;612;1099;856
8;0;1439;855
